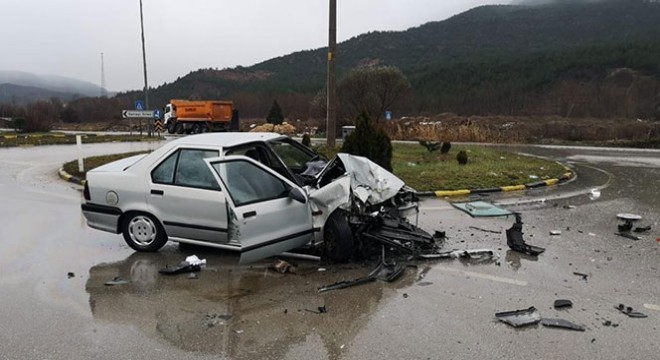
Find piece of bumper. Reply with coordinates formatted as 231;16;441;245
81;203;122;233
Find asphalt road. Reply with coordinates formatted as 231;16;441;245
0;142;658;360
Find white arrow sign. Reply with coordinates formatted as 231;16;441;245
122;110;154;118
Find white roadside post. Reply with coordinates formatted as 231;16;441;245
76;135;84;173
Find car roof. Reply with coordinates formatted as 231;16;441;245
168;132;286;148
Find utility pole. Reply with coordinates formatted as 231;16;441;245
100;53;107;98
326;0;337;148
139;0;152;136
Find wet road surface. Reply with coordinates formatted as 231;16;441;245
0;142;659;359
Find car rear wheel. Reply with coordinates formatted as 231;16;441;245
323;210;354;263
122;212;168;252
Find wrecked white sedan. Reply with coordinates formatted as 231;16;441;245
82;133;437;264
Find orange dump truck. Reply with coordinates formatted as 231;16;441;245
163;100;237;134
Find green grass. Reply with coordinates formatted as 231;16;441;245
64;143;568;191
391;144;566;191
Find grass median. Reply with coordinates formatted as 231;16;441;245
0;132;161;147
63;143;568;191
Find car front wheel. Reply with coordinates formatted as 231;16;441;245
323;210;354;263
122;212;168;252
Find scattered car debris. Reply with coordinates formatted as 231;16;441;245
452;201;513;218
67;272;75;279
633;225;651;233
317;248;405;293
104;277;129;286
495;306;541;327
417;249;499;261
615;232;641;241
550;230;562;236
615;304;648;318
573;272;589;281
469;226;501;234
589;188;601;200
159;255;206;275
271;259;297;274
506;214;545;256
417;282;433;286
563;204;576;210
616;213;642;233
541;318;585;331
204;314;232;327
305;306;328;314
187;273;198;280
554;299;573;309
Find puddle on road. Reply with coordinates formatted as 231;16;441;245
86;248;393;359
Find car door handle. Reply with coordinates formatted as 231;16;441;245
243;211;256;218
151;189;164;195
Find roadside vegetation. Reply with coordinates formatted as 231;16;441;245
0;133;161;148
63;142;567;191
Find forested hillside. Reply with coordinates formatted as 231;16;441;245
67;0;660;121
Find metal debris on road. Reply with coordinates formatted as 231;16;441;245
541;318;585;331
67;272;75;279
506;213;545;256
469;226;501;234
550;230;562;236
554;299;573;309
495;306;541;327
573;272;589;281
615;232;641;241
615;304;648;318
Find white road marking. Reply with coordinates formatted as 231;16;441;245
433;265;528;286
643;304;660;312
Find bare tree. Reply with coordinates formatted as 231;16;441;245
338;66;411;122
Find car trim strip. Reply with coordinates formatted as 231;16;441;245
81;203;122;216
163;221;228;233
241;229;315;252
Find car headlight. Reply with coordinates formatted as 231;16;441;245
105;191;119;205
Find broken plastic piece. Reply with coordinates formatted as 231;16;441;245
104;277;129;286
541;318;585;331
495;306;541;327
573;272;589;281
185;255;206;266
550;230;562;236
554;299;573;309
67;272;75;279
615;304;648;318
615;232;640;241
159;262;201;275
506;214;545;256
633;225;651;233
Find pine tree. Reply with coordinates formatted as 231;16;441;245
266;100;284;125
341;111;393;171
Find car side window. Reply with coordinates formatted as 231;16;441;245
212;160;289;206
151;151;178;184
152;149;220;190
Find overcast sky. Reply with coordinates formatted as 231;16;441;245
1;0;505;91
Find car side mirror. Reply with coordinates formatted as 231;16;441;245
288;187;307;204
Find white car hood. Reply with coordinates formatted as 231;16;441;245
87;154;147;173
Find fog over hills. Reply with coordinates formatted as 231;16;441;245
0;70;107;103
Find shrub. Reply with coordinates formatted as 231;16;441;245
302;133;311;147
341;112;393;171
456;150;468;165
266;100;284;125
440;141;451;154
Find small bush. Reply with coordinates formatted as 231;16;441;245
302;133;311;147
342;112;393;171
456;150;468;165
440;141;451;154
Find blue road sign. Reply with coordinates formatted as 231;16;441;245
135;100;145;111
153;109;161;119
385;111;393;121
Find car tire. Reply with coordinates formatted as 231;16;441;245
323;210;354;263
121;212;168;252
175;123;184;134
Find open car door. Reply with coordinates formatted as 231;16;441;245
207;157;315;264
